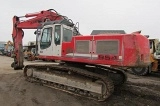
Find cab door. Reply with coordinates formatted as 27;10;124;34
52;24;62;56
38;25;53;56
38;24;71;57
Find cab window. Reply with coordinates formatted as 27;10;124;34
54;25;61;45
40;27;52;49
63;28;72;42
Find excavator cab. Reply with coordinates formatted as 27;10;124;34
37;24;74;58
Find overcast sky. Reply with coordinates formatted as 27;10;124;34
1;0;160;44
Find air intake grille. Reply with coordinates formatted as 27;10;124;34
96;41;118;54
76;41;89;53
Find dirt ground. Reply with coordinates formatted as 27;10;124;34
0;56;160;106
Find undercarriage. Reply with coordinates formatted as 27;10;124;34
24;63;127;101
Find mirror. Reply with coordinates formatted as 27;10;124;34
34;29;41;35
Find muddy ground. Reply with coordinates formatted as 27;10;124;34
0;55;160;106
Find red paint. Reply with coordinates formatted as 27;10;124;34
40;34;150;67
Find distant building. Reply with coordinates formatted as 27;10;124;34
91;30;126;35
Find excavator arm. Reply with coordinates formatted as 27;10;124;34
11;9;64;69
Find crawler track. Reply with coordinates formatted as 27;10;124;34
24;64;126;101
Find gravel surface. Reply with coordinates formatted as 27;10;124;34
0;55;159;106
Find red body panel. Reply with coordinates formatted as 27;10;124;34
39;33;150;67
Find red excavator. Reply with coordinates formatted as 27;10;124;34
11;9;150;101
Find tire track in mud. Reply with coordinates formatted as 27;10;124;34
7;73;27;106
119;83;160;101
0;72;43;106
116;72;160;102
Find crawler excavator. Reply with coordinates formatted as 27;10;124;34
11;9;150;101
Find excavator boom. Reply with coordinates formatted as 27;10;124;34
11;9;64;69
